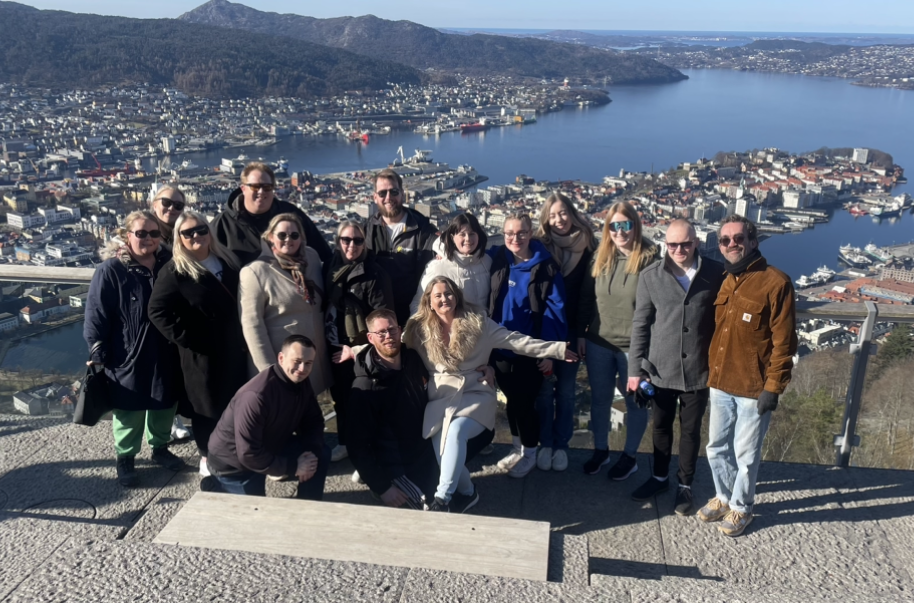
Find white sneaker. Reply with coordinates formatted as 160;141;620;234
351;470;364;484
331;444;349;462
170;417;192;441
199;457;211;477
508;454;537;478
497;450;522;470
537;447;553;471
552;449;568;472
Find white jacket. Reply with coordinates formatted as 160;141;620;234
410;238;492;315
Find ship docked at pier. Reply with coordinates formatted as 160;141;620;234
838;244;873;268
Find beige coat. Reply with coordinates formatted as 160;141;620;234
403;311;565;453
239;246;332;395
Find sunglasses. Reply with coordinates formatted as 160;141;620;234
158;198;185;211
275;231;301;242
179;225;209;239
719;234;747;247
130;229;162;240
608;220;634;233
244;183;274;192
376;188;401;198
667;241;693;250
340;236;365;246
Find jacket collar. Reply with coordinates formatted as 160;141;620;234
371;207;419;234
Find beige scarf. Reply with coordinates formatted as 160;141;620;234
547;229;590;276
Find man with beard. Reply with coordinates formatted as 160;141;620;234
213;162;331;269
365;169;437;325
345;309;493;513
698;215;797;537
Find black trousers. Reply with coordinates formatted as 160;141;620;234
652;386;709;486
329;357;355;446
494;356;544;449
193;414;220;458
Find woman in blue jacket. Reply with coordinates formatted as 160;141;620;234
84;210;184;488
488;211;567;479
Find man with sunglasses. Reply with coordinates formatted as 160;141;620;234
212;162;331;269
365;169;437;325
699;215;797;537
626;219;724;516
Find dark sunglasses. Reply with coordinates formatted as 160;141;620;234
339;236;365;246
667;241;693;250
275;231;301;242
158;198;185;211
608;220;633;233
376;188;401;198
719;234;747;247
244;183;274;192
179;225;209;239
130;229;161;240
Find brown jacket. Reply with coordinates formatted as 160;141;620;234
707;256;797;398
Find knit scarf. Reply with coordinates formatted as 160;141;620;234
724;248;762;276
273;249;317;305
546;228;589;276
153;214;174;247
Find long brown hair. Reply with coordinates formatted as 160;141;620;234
535;192;595;251
592;201;653;276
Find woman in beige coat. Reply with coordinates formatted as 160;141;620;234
239;213;332;395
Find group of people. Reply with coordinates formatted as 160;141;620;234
83;161;797;536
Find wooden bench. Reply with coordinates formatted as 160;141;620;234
154;492;551;581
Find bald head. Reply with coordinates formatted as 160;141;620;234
665;219;697;270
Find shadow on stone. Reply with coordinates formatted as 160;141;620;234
590;556;723;582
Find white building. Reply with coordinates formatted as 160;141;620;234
162;136;177;154
0;312;19;331
852;148;870;164
6;212;46;230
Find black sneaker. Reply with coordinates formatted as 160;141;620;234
426;497;450;512
116;455;138;487
450;487;480;514
583;449;611;475
607;453;638;481
152;447;185;472
631;476;670;501
674;485;695;516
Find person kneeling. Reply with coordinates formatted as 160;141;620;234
207;335;330;499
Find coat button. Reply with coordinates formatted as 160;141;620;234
681;353;687;358
683;327;689;333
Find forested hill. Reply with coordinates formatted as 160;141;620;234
0;2;421;98
179;0;688;84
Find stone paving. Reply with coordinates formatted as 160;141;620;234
2;413;914;602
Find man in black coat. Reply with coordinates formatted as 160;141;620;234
364;169;437;325
212;162;331;268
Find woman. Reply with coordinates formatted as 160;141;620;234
404;277;576;511
324;220;394;461
488;212;567;479
533;193;596;472
148;210;248;477
239;212;332;395
149;186;186;249
410;212;492;315
84;210;184;488
578;201;658;478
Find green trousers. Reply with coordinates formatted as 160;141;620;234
112;405;177;457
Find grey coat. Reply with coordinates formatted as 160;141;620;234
628;255;725;392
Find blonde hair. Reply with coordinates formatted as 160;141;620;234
101;210;158;260
406;276;467;348
150;185;185;208
535;192;595;250
592;201;653;277
336;220;366;242
261;213;306;256
503;211;533;232
172;210;227;281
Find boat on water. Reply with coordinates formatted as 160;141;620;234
864;243;893;263
795;266;836;289
460;122;488;133
849;204;868;216
838;245;873;268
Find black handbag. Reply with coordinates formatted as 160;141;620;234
72;342;113;426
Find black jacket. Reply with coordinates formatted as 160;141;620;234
365;207;437;324
562;248;593;342
212;188;332;269
347;346;431;495
148;255;249;419
323;250;395;346
488;244;563;340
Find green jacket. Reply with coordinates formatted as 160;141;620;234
579;238;658;351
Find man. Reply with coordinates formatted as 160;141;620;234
627;219;724;516
698;215;797;537
207;334;329;499
212;162;331;268
365;169;437;325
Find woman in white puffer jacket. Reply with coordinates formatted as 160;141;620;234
410;213;492;315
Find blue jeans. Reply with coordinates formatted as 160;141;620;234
431;416;485;503
216;444;331;501
535;360;579;450
585;340;647;456
706;388;772;514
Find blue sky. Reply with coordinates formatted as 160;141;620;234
18;0;914;33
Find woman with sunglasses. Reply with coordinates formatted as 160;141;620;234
149;186;186;249
148;210;248;478
84;210;184;488
579;201;659;479
488;211;568;479
409;212;491;315
323;220;394;462
239;212;332;396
